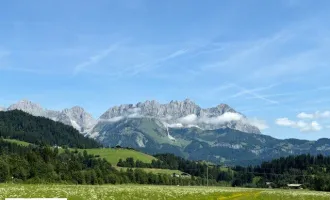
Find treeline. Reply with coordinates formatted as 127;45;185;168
118;154;233;183
236;154;330;191
0;139;214;186
118;153;330;191
0;110;100;148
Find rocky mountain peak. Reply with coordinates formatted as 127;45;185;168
6;100;96;133
7;99;45;116
100;99;260;134
60;106;96;132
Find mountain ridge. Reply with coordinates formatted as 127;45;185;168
4;100;96;133
4;99;330;165
2;99;261;134
99;99;260;134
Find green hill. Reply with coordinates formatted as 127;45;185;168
2;138;182;175
77;148;156;165
0;110;100;148
75;148;183;175
3;138;30;147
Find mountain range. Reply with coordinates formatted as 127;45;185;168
4;100;96;133
2;99;330;165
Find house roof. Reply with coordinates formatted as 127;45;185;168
287;184;302;187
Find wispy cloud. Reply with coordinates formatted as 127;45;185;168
245;85;330;101
128;48;190;76
0;67;54;74
200;31;291;73
230;84;279;104
0;49;11;68
74;43;121;74
0;50;10;59
230;83;280;98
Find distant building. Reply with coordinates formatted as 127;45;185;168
172;173;191;178
180;173;191;178
287;184;303;189
266;182;274;188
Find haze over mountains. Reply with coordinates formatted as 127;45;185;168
2;99;330;165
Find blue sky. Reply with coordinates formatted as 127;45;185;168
1;0;330;140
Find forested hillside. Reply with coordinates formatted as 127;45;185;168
0;139;212;185
243;154;330;191
0;110;100;148
118;153;330;191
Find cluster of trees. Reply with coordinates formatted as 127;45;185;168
0;110;100;148
118;154;234;183
235;154;330;191
0;139;214;185
118;153;330;191
0;139;118;184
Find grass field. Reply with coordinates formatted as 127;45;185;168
0;184;329;200
78;148;156;166
3;138;31;146
3;139;155;165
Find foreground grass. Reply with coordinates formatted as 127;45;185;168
0;184;329;200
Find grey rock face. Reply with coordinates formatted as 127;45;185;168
7;100;46;117
100;99;260;134
6;100;96;133
59;106;96;132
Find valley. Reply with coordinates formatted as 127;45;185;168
2;99;330;165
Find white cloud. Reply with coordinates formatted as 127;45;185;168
304;121;322;132
297;111;330;120
167;123;184;128
103;116;123;122
246;118;269;130
178;114;198;124
178;112;244;125
204;112;243;124
275;118;323;132
172;112;265;131
276;118;296;126
297;112;314;119
127;112;142;118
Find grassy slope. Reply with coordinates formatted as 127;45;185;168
3;138;182;175
3;138;31;146
80;148;183;175
78;148;156;165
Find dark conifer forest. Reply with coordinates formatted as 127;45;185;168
0;110;100;148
